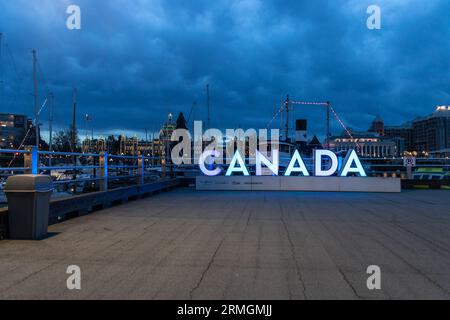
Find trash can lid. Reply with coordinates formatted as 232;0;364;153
4;174;53;192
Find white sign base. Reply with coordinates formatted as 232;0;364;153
196;176;401;193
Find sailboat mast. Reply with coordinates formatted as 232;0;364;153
32;49;39;148
72;87;77;151
49;92;54;152
0;33;3;105
206;84;210;130
192;101;196;131
285;95;290;141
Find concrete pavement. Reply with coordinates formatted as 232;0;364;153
1;188;450;299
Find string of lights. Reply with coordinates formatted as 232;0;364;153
329;105;360;150
266;104;284;129
290;101;329;106
286;100;360;150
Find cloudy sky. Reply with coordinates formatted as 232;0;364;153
0;0;449;140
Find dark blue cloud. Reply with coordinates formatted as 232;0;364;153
1;0;449;140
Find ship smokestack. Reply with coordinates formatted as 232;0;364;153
295;119;307;150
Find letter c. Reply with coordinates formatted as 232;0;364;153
199;150;221;176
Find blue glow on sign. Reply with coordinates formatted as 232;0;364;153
314;150;338;177
284;150;309;176
339;149;367;177
199;150;221;176
256;150;279;176
199;149;367;177
225;150;250;176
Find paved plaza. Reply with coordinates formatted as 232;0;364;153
1;188;450;299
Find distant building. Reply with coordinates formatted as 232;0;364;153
119;135;139;156
0;113;46;149
159;113;176;161
384;123;414;155
329;114;399;157
130;138;164;159
83;135;164;163
412;106;450;154
368;115;385;136
0;113;27;149
82;138;107;153
332;106;450;157
160;113;176;143
330;129;397;158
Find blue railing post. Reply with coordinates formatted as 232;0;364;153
99;152;108;191
104;152;109;191
24;146;39;174
138;155;145;185
31;146;38;174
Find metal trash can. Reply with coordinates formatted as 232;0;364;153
4;175;53;240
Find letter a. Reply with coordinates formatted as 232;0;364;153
366;265;381;290
66;265;81;290
226;151;249;176
340;149;367;177
66;5;81;30
285;150;309;176
366;5;381;30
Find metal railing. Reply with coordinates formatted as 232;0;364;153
359;157;450;177
1;148;449;184
0;147;166;196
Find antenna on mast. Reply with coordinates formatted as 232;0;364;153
206;84;210;130
284;95;290;141
32;49;39;148
48;92;54;167
49;92;54;152
72;87;77;152
326;101;331;149
0;33;3;105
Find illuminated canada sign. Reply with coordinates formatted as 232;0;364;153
199;149;367;177
169;122;366;178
